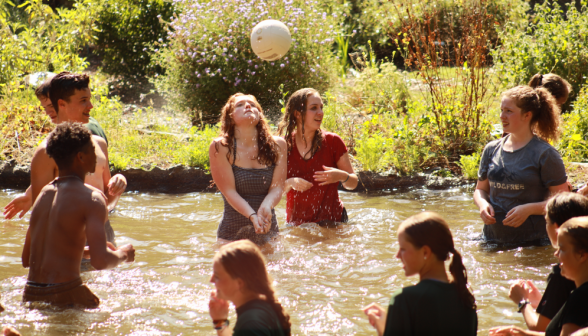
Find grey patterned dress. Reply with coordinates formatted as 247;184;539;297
217;141;279;241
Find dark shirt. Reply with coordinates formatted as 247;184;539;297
384;280;478;336
86;117;108;145
545;282;588;336
234;299;287;336
536;264;576;320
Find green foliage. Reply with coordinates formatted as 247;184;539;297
94;0;175;84
458;152;481;180
0;0;98;91
344;0;528;60
492;1;588;107
153;0;344;125
90;83;218;170
558;86;588;162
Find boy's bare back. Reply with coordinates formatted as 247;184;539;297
25;177;108;284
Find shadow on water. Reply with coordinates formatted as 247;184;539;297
0;187;558;335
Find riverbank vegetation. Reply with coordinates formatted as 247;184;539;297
2;0;588;179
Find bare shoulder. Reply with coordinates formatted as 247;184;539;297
92;135;108;153
273;135;287;148
87;187;108;209
31;139;55;168
209;137;229;155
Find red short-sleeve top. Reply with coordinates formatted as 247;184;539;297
286;131;348;225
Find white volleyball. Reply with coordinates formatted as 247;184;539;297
250;20;292;61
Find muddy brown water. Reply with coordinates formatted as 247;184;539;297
0;188;558;335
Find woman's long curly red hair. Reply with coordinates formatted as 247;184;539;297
215;93;279;166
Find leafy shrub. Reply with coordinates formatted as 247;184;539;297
492;1;588;108
458;152;481;180
558;86;588;162
153;0;343;125
343;0;528;61
0;0;96;91
93;0;175;88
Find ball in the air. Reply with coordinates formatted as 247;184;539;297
250;20;292;61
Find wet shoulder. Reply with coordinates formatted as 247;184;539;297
395;280;457;304
235;300;281;334
322;131;343;143
483;138;503;152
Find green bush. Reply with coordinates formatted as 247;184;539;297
558;86;588;162
343;0;528;60
0;0;96;91
458;152;481;180
492;1;588;108
153;0;343;125
94;0;175;86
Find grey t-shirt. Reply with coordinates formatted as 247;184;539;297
478;135;567;244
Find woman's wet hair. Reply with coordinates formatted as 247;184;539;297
502;85;561;143
215;93;279;166
560;216;588;254
215;240;291;335
399;212;476;310
46;122;93;170
528;73;572;104
546;192;588;227
278;88;323;159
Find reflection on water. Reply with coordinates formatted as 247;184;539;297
0;188;557;335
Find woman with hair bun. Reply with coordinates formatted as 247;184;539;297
208;240;291;336
209;93;287;244
278;88;358;226
528;73;572;107
474;86;570;245
363;212;477;336
490;216;588;336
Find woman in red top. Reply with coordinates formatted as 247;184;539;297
278;88;358;226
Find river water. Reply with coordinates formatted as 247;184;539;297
0;188;557;335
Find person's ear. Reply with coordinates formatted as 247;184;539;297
523;111;532;121
422;245;431;261
236;278;246;292
58;98;67;112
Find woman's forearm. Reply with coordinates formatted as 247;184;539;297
223;190;256;218
263;185;284;210
473;189;491;209
524;201;548;216
342;173;358;190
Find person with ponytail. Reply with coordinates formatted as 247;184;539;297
209;94;287;244
490;216;588;336
363;212;477;336
278;88;357;226
528;73;572;107
507;193;588;331
474;86;569;245
208;240;291;336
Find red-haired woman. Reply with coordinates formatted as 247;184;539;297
278;88;358;226
474;86;569;245
363;212;478;335
209;94;287;244
208;240;291;335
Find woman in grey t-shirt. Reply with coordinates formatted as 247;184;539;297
474;85;569;244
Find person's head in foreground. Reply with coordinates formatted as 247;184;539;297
364;212;477;336
557;217;588;285
501;85;561;143
34;77;57;123
49;71;93;124
528;73;572;106
490;216;588;336
278;88;323;158
209;240;290;335
546;192;588;248
216;93;279;166
396;212;476;307
46;122;95;174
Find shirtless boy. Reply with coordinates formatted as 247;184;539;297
22;123;135;308
4;72;126;244
3;76;109;220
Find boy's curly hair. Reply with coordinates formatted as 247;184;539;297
46;122;93;169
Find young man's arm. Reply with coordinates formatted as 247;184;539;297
95;137;126;211
30;145;58;203
85;190;134;270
